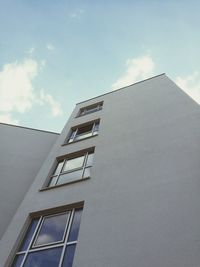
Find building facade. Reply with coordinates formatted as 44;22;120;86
1;74;200;266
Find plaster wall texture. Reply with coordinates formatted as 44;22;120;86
0;124;58;241
1;74;200;267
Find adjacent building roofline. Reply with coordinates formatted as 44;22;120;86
76;73;166;105
0;122;60;135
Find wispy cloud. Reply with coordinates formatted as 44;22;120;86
111;55;155;90
26;47;35;55
176;72;200;104
112;54;200;105
38;90;63;117
0;58;62;124
46;43;55;51
70;9;84;19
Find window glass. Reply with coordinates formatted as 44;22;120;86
23;247;62;267
83;167;91;178
47;150;94;188
57;170;83;185
75;132;92;141
79;102;103;117
62;244;76;267
53;161;64;175
12;254;25;267
84;106;98;114
34;213;69;246
68;209;83;242
68;130;76;143
63;156;84;172
93;122;99;135
48;176;58;187
86;153;94;167
19;218;39;251
77;124;93;135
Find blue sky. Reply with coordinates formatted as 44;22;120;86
0;0;200;132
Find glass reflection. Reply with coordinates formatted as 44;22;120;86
86;153;94;167
57;170;83;185
34;213;68;246
74;132;92;141
83;167;90;178
23;247;62;267
12;254;24;267
54;161;64;175
93;123;99;135
48;176;57;187
19;219;39;251
68;209;83;242
63;156;84;172
62;245;76;267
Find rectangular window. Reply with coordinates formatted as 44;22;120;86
48;150;94;187
68;121;99;143
11;207;83;267
78;102;103;117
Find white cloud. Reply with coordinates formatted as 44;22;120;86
46;43;55;51
0;58;62;124
39;90;63;117
0;113;19;125
175;72;200;104
0;59;37;113
111;55;155;90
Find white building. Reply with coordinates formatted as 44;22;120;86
1;74;200;267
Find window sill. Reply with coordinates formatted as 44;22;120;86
61;134;98;146
39;177;90;192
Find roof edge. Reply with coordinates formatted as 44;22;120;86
76;73;166;105
0;122;60;135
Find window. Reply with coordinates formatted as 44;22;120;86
48;150;94;187
11;207;83;267
78;102;103;117
68;121;99;143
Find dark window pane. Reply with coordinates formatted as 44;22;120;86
79;109;85;115
34;213;69;246
62;244;76;267
63;156;84;172
23;247;62;267
93;123;99;135
57;170;83;185
53;161;64;175
77;124;93;135
69;130;76;140
11;254;25;267
83;167;91;178
68;209;83;242
84;106;98;115
86;153;94;167
19;218;39;251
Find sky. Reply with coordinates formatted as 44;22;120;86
0;0;200;132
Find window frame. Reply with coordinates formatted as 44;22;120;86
44;149;94;189
12;206;83;267
77;101;103;117
67;120;100;144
